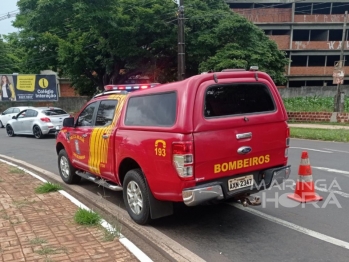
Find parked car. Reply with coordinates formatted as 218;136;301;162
6;107;70;139
0;106;32;128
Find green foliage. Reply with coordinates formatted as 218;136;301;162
9;167;26;175
74;208;101;226
0;33;24;74
291;127;349;142
12;0;289;95
29;237;47;245
101;224;122;241
194;12;288;85
35;182;62;194
283;96;349;112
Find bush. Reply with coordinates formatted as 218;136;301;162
283;96;349;112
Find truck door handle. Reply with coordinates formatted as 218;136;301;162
236;132;252;140
102;134;109;139
82;134;88;138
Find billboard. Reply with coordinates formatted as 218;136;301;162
0;74;58;102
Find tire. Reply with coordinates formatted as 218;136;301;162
0;121;4;128
123;169;151;225
58;149;81;184
33;125;43;139
6;125;15;137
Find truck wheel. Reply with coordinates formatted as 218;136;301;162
58;149;81;184
123;169;151;225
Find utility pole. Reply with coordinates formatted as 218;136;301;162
334;11;348;112
177;0;185;81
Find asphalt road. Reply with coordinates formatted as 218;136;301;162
1;130;349;262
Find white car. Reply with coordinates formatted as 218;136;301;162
0;106;32;128
6;107;71;139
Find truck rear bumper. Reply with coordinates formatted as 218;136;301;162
182;165;291;207
182;185;224;207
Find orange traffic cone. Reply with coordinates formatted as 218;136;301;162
288;151;323;203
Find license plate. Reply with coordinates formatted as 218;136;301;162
228;175;254;191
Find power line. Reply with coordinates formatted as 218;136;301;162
0;12;18;22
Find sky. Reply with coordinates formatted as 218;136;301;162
0;0;19;35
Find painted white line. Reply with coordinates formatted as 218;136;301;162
0;159;47;183
312;166;349;177
229;203;349;250
315;187;349;198
0;159;153;262
290;147;333;153
323;148;349;154
59;190;91;210
120;237;153;262
60;190;153;262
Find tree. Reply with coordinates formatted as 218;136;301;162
0;33;24;74
14;0;178;95
13;0;288;95
184;1;288;84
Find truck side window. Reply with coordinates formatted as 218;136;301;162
77;102;97;127
95;100;118;126
204;83;275;117
125;92;177;127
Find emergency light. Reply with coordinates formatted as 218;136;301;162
104;83;160;91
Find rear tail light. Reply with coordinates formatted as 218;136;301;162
172;141;194;179
286;124;290;146
286;123;290;157
40;117;51;122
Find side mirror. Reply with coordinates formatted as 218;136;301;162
12;116;16;119
63;117;75;127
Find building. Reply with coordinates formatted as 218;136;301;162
227;0;349;88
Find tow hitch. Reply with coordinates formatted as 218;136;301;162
238;195;261;207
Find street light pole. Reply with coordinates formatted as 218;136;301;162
334;11;348;112
177;0;185;81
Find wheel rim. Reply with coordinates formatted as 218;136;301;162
126;181;143;215
33;126;41;138
6;126;13;136
60;156;70;179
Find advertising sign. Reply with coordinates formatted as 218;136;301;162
0;74;58;102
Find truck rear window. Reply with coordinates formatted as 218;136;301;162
204;83;275;117
125;92;177;127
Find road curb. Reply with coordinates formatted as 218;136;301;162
0;154;205;262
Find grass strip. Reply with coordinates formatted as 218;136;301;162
290;127;349;142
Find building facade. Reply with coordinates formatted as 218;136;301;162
227;0;349;87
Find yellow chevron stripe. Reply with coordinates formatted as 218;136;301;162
88;94;128;175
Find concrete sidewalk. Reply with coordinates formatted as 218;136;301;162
288;123;349;129
0;161;140;262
